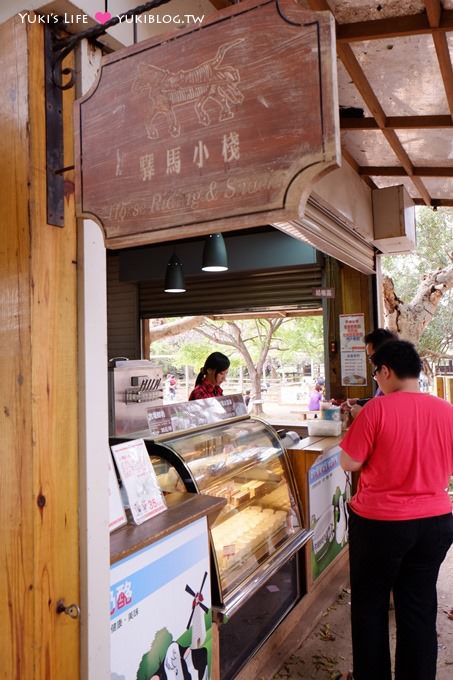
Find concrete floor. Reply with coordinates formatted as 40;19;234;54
272;546;453;680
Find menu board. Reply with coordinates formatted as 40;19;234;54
147;394;247;437
340;351;367;387
111;439;167;525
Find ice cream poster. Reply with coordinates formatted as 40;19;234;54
308;447;352;580
110;517;212;680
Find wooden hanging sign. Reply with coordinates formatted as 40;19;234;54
74;0;340;249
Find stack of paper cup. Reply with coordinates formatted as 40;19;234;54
319;401;341;421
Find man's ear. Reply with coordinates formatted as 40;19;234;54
380;364;391;379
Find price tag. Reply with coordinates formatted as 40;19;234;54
223;544;236;558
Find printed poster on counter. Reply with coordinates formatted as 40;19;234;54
108;451;127;533
308;446;352;580
111;439;166;525
110;517;212;680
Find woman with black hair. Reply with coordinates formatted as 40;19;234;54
189;352;230;401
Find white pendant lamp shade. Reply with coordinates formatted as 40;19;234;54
164;253;186;293
202;233;228;272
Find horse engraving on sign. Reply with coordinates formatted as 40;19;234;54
75;0;340;249
131;39;245;139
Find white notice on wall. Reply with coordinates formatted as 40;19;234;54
339;313;366;352
340;351;368;387
111;439;167;525
108;452;127;533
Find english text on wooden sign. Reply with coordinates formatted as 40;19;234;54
75;0;340;248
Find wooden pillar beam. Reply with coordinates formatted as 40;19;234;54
0;16;79;679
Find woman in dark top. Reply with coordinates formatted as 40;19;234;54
189;352;230;401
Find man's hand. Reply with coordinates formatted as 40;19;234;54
350;404;363;420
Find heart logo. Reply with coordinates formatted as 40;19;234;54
95;11;112;25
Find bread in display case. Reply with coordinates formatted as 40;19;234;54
112;414;311;617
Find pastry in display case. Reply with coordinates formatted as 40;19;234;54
112;414;310;617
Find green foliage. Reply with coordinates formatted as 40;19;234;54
136;627;172;680
149;316;324;372
382;207;453;297
176;339;220;370
275;317;324;362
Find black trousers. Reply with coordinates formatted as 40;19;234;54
348;507;453;680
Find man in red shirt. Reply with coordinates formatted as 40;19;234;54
340;340;453;680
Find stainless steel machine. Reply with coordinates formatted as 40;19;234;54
108;359;163;435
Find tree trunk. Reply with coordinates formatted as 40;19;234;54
382;255;453;344
194;319;285;415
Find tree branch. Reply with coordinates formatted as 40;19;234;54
148;316;206;341
382;262;453;344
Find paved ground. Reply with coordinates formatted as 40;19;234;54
272;546;453;680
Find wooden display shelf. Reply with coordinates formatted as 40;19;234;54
110;492;226;564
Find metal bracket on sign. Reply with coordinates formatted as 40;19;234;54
44;25;65;227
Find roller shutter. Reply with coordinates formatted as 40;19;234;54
139;265;322;318
107;254;141;359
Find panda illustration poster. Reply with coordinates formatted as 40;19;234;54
110;517;211;680
308;446;352;580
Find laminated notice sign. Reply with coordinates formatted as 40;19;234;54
111;439;167;525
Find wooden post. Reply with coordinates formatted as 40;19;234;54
142;319;151;359
435;376;445;399
446;377;453;404
0;16;79;680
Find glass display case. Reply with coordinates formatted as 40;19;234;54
112;414;310;617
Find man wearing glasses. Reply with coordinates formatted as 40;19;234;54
339;340;453;680
346;328;398;420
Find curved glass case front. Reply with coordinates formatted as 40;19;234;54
155;418;304;601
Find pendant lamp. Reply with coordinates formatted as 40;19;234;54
202;233;228;272
164;253;186;293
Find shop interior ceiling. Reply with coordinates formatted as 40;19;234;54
16;0;453;208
